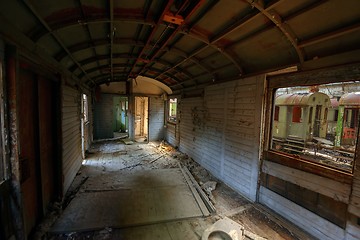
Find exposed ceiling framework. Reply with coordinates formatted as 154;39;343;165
0;0;359;92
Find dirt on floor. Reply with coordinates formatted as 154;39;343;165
32;140;315;240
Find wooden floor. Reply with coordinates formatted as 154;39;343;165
51;169;208;233
44;141;315;240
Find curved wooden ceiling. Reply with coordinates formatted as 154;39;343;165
1;0;359;91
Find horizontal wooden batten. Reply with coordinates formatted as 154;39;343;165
259;186;346;240
262;160;351;204
263;151;353;185
268;62;360;89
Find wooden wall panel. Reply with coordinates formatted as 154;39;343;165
38;76;57;212
149;96;164;141
177;76;264;201
165;123;177;147
178;97;205;165
262;161;351;204
259;186;346;240
62;85;82;194
93;94;113;139
18;69;40;236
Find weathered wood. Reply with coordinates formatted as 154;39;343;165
62;84;82;194
268;62;360;89
149;96;165;141
179;165;210;216
262;160;351;203
176;75;264;201
259;186;346;240
263;151;353;185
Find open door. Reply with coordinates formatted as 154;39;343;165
134;96;148;142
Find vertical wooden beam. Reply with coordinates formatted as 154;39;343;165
5;44;26;240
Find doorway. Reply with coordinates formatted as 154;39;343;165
18;68;60;236
134;96;148;142
113;97;129;139
314;105;322;137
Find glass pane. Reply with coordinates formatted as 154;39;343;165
271;83;360;172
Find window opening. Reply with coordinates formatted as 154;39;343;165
292;106;302;123
82;94;88;123
274;106;280;121
168;98;177;122
271;84;360;173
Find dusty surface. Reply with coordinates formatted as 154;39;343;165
32;140;315;240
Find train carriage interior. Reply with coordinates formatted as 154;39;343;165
1;0;360;240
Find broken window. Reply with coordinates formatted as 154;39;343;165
168;98;177;122
270;83;360;173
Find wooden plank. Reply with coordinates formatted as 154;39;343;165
268;62;360;89
263;160;351;203
259;187;346;240
179;165;210;217
263;151;353;184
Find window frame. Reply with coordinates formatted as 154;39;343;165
264;69;360;183
167;97;177;124
82;93;89;123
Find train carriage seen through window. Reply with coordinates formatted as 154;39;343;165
271;85;360;173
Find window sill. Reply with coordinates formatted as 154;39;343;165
263;150;353;184
167;121;177;125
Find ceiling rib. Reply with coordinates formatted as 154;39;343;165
154;44;209;80
80;63;130;78
153;0;220;79
70;54;138;72
138;0;206;78
86;66;182;85
126;0;175;80
222;0;329;50
170;63;234;88
74;53;192;81
245;0;304;65
210;0;284;44
21;0;94;85
125;0;153;73
31;16;155;42
298;23;360;48
56;38;145;61
156;59;193;79
77;0;101;75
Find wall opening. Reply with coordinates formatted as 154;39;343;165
93;94;129;140
270;84;360;173
113;96;129;139
134;96;148;142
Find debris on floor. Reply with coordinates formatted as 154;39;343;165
33;139;315;240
